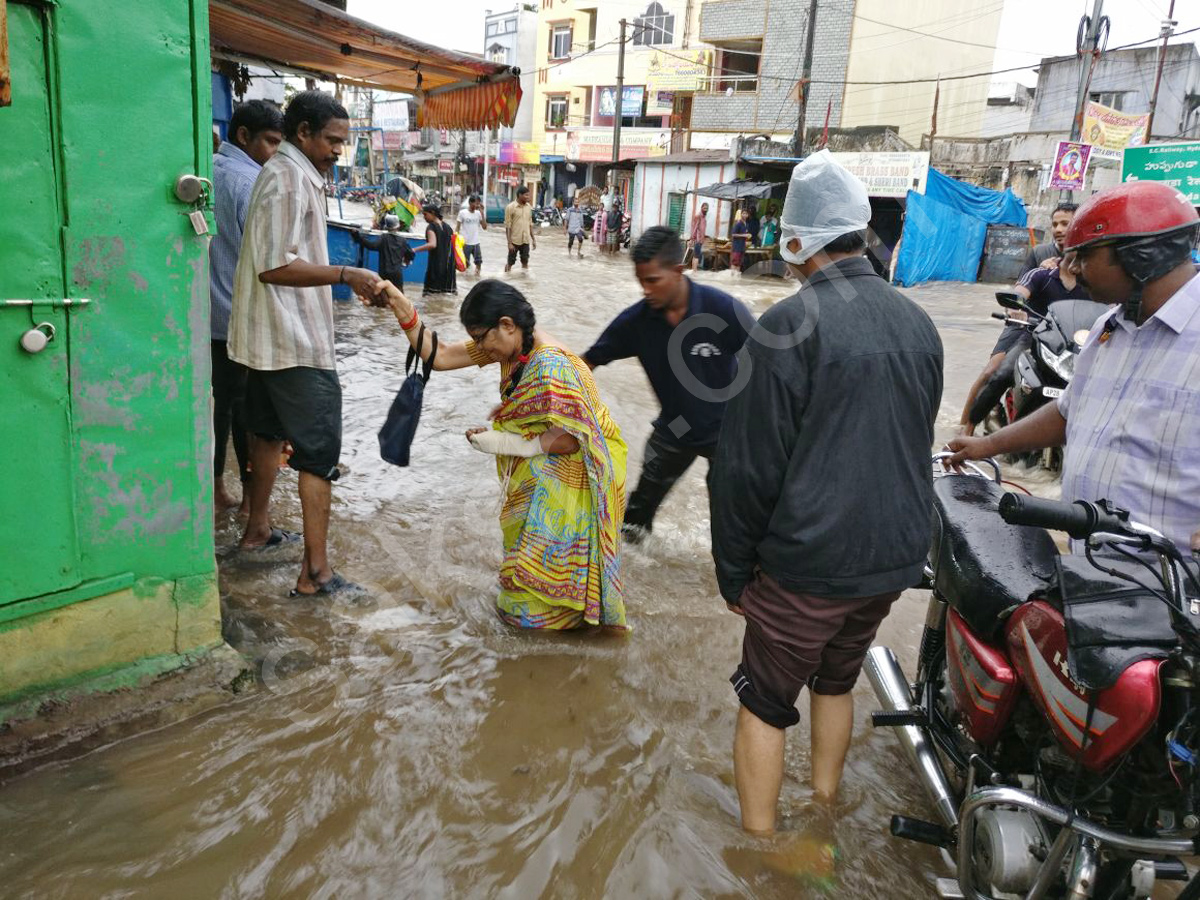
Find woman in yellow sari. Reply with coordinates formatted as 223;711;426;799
370;279;628;630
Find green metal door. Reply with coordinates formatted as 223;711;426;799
0;2;82;604
667;192;686;234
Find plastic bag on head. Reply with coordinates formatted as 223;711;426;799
779;149;871;265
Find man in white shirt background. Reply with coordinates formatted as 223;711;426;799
457;195;487;276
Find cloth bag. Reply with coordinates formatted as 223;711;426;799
378;324;438;467
452;233;467;272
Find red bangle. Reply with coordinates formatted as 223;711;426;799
400;310;419;331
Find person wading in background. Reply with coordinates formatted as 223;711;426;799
504;186;536;272
228;90;381;596
210;100;283;517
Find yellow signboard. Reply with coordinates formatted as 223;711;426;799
645;49;710;93
1082;101;1149;162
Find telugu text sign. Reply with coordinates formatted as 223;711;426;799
828;151;930;198
1122;141;1200;204
1082;101;1148;162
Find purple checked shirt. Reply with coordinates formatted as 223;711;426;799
1057;272;1200;553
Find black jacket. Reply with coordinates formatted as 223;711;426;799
354;229;414;278
710;256;944;603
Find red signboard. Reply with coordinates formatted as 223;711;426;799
438;159;454;173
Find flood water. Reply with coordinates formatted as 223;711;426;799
0;225;1058;898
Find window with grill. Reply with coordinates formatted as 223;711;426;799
546;95;569;129
550;23;573;59
634;2;674;46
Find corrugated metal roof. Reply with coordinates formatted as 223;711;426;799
637;150;731;166
210;0;518;97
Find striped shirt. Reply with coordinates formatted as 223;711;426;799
210;142;262;341
1058;272;1200;552
228;140;334;371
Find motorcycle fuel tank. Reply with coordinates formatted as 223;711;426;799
1005;601;1162;771
946;609;1021;745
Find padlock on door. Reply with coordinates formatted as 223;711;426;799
19;322;56;354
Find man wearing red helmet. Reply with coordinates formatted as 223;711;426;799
950;181;1200;554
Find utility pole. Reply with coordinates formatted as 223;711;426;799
929;76;940;147
481;127;489;213
612;18;627;169
1145;0;1177;140
792;0;818;158
1070;0;1105;142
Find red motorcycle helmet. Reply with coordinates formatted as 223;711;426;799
1065;182;1199;318
1064;181;1199;253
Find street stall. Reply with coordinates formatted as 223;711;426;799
692;178;785;271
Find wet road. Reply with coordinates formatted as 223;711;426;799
0;225;1058;899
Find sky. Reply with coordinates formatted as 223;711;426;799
346;0;1200;89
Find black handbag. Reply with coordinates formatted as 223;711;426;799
378;324;438;467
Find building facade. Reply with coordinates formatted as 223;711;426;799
485;5;539;144
1029;44;1200;140
531;0;706;200
690;0;853;148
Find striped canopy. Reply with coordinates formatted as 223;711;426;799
419;80;523;130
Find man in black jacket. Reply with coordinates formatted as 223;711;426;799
710;151;944;835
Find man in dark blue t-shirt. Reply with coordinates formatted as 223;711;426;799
584;226;755;543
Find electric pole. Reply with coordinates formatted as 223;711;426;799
1070;0;1106;142
612;18;627;168
1145;0;1177;140
792;0;818;158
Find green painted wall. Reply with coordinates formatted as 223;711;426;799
0;0;222;707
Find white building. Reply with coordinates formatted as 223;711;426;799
484;5;537;143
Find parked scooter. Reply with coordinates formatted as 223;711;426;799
868;454;1200;900
972;292;1109;471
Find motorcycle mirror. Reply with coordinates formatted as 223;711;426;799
995;292;1025;311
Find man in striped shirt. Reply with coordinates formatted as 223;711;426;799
228;91;381;597
950;182;1200;555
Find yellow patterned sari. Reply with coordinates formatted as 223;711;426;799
467;342;628;630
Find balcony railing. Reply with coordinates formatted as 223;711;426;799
697;73;759;94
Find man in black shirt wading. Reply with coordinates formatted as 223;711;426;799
710;151;944;839
583;227;754;544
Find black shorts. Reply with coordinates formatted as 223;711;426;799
244;367;343;481
730;571;900;729
507;243;530;266
991;323;1032;357
568;231;585;249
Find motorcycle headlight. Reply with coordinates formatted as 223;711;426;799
1041;344;1077;381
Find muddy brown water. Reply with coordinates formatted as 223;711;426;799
0;227;1059;898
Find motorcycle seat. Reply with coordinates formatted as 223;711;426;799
930;476;1059;639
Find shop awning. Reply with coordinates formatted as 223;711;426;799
693;178;784;200
209;0;522;128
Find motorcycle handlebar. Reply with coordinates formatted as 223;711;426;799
998;494;1128;540
990;312;1007;321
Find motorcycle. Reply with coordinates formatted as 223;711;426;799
972;292;1110;471
868;454;1200;899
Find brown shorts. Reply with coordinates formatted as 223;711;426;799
730;572;900;729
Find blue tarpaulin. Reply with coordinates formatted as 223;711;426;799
893;168;1027;287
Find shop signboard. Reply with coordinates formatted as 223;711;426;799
566;128;669;162
498;141;540;165
1121;141;1200;204
1049;141;1092;192
497;165;521;186
646;90;674;116
645;49;709;93
598;85;644;118
373;99;410;132
370;130;420;151
437;158;454;173
1082;101;1149;162
828;151;930;198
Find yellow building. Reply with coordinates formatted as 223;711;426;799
531;1;707;201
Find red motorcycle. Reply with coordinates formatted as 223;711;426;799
868;454;1200;900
